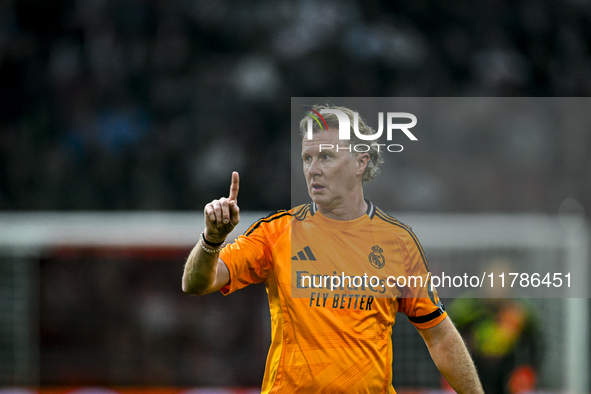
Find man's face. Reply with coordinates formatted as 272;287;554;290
301;128;367;209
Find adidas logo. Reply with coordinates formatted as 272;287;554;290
291;246;316;261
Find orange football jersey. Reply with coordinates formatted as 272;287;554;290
220;201;446;393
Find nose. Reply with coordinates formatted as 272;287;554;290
306;157;321;178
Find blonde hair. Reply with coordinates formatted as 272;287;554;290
299;104;384;183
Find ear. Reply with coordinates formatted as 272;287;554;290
356;153;370;176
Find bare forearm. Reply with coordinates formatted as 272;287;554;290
182;242;220;295
431;330;482;393
420;318;484;394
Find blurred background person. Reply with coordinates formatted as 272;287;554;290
447;258;544;394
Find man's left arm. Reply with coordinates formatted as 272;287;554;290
417;316;484;394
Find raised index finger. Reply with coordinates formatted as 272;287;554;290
229;171;239;201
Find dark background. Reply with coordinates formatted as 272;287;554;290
1;0;590;214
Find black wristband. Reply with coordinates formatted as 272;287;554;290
202;232;224;247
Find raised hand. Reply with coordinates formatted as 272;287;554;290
203;172;240;243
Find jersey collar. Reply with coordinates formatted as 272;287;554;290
311;199;376;219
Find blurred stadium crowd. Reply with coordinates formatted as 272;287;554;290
1;0;591;389
39;253;269;386
1;0;590;214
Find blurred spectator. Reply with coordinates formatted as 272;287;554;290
447;258;544;394
448;297;543;394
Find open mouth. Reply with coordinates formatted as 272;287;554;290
311;183;325;192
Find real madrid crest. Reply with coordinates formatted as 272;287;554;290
369;245;385;269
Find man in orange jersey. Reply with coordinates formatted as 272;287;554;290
183;105;484;393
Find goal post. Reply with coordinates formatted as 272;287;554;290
0;212;588;392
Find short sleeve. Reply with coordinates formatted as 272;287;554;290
395;230;447;329
219;220;274;295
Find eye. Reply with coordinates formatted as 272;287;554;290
321;154;331;160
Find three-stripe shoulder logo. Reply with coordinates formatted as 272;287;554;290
291;246;316;261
